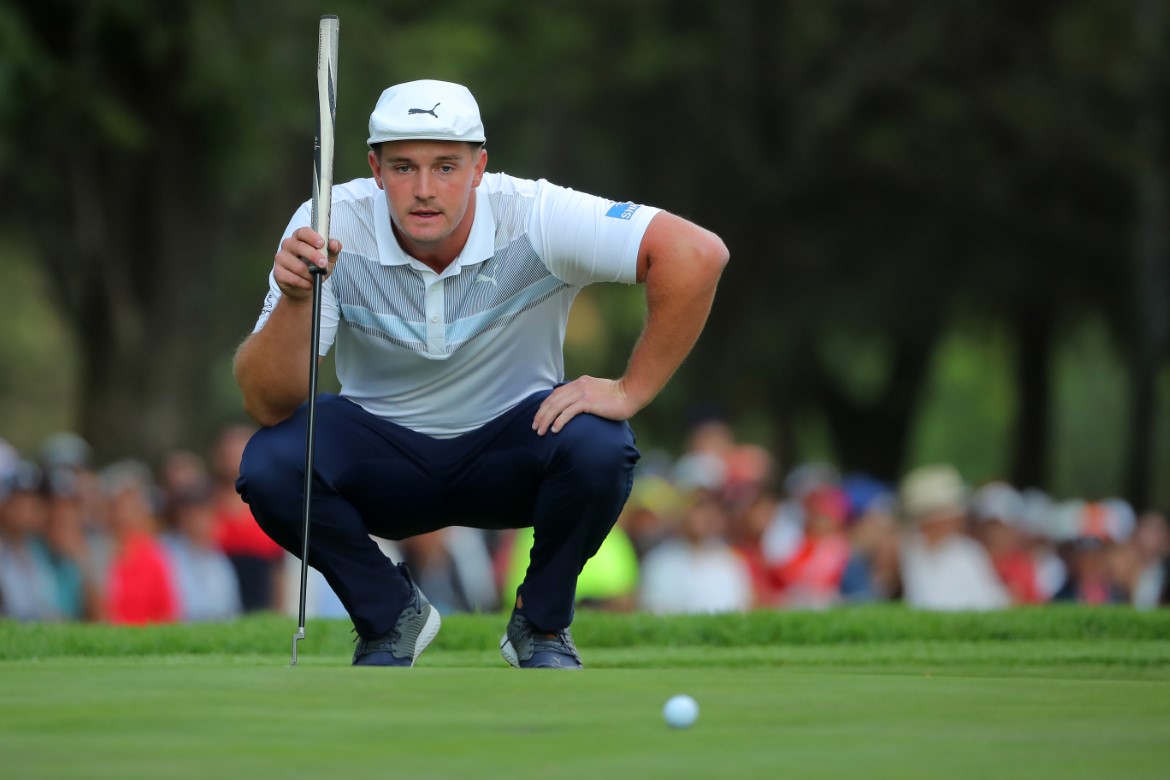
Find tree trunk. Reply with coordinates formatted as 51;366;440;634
5;1;298;466
815;333;937;482
1125;0;1169;508
1010;306;1052;490
34;135;220;464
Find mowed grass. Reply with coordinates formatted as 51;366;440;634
1;608;1168;780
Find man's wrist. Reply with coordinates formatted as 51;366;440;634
616;376;655;413
280;292;314;306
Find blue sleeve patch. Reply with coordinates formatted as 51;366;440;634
605;201;642;220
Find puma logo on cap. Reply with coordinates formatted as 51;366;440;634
408;103;441;118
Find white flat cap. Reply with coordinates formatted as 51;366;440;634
367;79;486;145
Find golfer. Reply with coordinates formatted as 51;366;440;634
234;80;728;668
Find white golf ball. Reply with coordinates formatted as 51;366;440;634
663;694;699;729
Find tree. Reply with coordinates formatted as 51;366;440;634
0;0;1164;506
0;0;323;461
1126;0;1169;507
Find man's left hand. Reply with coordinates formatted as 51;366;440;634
532;376;641;435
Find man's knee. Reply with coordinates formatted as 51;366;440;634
550;414;639;491
237;423;303;511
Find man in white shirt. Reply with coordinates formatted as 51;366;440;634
639;494;753;614
234;80;728;668
898;465;1010;611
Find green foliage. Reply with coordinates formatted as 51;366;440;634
0;245;76;451
1050;317;1132;499
0;0;1165;501
908;323;1016;483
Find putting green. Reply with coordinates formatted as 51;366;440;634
1;609;1167;779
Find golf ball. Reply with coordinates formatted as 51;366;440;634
663;694;699;729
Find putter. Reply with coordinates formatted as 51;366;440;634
293;14;339;667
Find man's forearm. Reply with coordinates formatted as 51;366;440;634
234;297;316;426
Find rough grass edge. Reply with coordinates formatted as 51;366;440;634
1;605;1168;660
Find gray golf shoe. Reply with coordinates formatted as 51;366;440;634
352;564;441;667
499;611;583;669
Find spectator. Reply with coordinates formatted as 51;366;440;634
727;488;784;606
43;467;102;620
1056;538;1124;605
1054;501;1130;605
672;416;740;496
639;492;752;614
971;482;1044;604
1128;511;1168;609
0;438;18;476
209;424;283;612
722;443;774;511
38;431;108;550
839;497;901;603
3;424;1167;622
673;416;774;510
774;485;852;608
898;465;1010;611
617;474;680;561
760;462;841;574
160;448;209;514
162;483;242;622
102;461;179;625
39;432;92;474
0;462;61;620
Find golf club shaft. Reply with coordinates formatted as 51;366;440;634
297;269;323;623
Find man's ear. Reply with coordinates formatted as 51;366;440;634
368;150;384;189
473;148;488;188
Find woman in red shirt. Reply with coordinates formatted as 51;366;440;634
101;462;179;625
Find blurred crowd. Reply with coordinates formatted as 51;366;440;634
1;419;1167;625
617;420;1169;613
0;427;275;624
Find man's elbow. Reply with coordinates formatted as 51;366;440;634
241;396;276;428
696;229;729;278
238;377;295;428
234;344;292;427
242;399;293;429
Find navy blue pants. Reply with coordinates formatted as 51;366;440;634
236;391;639;638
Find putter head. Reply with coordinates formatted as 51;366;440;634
291;626;306;666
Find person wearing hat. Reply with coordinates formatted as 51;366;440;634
234;80;728;667
898;465;1010;611
0;461;61;621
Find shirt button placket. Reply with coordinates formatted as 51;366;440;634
425;278;445;354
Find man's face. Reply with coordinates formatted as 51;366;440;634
917;510;965;546
368;140;487;254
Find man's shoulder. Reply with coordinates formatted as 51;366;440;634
479;172;579;244
480;171;543;199
328;179;381;242
332;177;381;204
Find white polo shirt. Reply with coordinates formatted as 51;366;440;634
254;172;659;437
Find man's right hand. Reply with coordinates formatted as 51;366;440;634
274;227;343;301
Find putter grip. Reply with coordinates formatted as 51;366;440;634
311;15;340;274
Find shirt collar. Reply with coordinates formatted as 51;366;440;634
373;185;494;276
